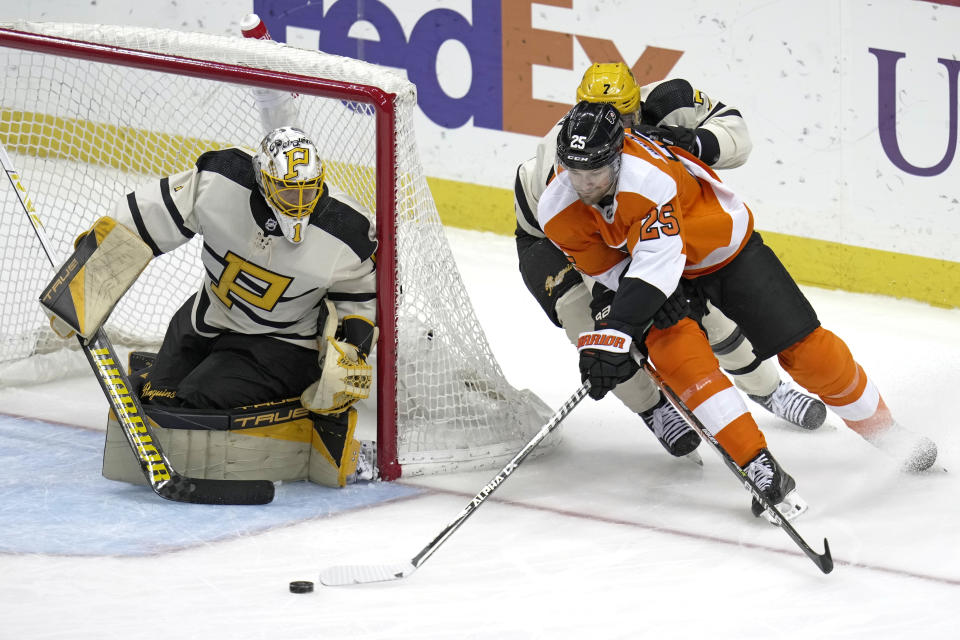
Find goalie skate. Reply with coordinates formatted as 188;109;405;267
347;440;378;483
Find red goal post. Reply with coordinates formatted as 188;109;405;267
0;22;556;480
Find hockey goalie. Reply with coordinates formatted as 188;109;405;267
38;118;380;489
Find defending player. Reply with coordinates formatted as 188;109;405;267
39;125;379;487
515;63;826;463
540;101;937;517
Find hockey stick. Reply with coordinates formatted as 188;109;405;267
635;349;833;573
318;381;591;586
0;143;274;505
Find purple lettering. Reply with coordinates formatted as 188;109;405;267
870;47;960;177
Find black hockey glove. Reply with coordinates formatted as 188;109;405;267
684;280;708;323
634;124;700;157
652;284;692;329
577;320;640;400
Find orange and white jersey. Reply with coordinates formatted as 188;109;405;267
514;78;752;242
537;132;754;298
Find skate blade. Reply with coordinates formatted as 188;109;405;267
761;489;808;524
683;450;703;466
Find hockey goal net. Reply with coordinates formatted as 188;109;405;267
0;22;555;480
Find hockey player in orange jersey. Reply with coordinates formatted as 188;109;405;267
514;64;827;469
538;100;938;519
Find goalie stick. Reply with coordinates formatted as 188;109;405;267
0;143;274;505
318;381;592;586
635;349;833;574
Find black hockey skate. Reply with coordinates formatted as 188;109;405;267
640;394;701;461
743;448;807;522
748;381;826;430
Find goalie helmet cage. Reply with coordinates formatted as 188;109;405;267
0;22;556;480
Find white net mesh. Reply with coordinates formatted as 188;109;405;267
0;22;556;477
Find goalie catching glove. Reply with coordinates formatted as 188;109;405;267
577;320;640;400
301;299;378;415
38;217;153;339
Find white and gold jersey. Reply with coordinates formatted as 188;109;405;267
111;147;377;351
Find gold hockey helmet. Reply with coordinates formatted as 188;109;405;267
575;62;641;120
253;126;325;244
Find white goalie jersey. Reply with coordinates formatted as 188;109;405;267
110;147;377;351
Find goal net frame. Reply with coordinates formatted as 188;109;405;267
0;22;556;481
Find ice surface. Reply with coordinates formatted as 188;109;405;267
1;228;958;639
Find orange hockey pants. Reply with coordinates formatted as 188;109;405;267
777;326;889;437
645;318;766;466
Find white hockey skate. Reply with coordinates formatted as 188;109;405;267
347;440;378;483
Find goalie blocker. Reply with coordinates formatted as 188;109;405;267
102;352;374;488
39;216;152;339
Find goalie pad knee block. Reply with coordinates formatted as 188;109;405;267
39;217;152;339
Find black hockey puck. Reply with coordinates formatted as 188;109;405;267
289;580;314;594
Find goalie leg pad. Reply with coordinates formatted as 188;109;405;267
308;408;362;488
39;217;152;339
102;397;316;485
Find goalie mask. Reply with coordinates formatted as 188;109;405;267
576;62;641;127
253;126;324;244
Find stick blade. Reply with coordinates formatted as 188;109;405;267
156;477;275;505
319;562;416;586
813;538;834;574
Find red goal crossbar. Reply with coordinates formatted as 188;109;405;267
0;27;403;479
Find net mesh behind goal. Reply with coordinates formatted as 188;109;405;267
0;22;556;479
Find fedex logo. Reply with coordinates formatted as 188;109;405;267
254;0;681;136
